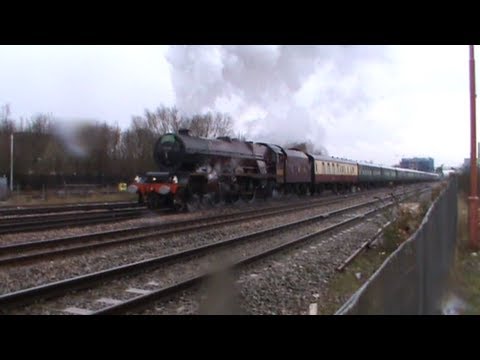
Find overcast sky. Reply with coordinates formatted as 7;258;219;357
0;45;475;168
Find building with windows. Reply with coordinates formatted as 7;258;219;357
400;157;435;173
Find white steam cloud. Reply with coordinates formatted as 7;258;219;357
166;45;386;153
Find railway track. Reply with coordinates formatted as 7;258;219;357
0;184;430;314
0;201;141;216
0;186;422;266
0;207;149;235
0;191;371;236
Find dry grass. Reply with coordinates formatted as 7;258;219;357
318;248;390;315
320;184;444;315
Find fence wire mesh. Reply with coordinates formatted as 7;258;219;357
336;178;458;315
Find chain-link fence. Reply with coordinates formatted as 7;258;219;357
336;178;458;315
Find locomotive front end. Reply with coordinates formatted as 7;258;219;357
142;172;182;209
146;133;192;210
153;133;186;172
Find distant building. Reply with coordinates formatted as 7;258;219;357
400;157;435;173
463;158;480;168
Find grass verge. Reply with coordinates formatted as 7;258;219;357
318;182;445;315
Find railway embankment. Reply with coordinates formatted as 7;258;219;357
329;180;455;315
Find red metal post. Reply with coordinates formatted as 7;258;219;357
469;45;479;251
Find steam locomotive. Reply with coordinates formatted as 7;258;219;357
128;129;439;210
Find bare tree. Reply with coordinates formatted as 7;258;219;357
119;119;157;175
144;105;185;135
185;111;233;138
1;104;239;187
234;132;247;141
0;104;15;134
26;113;54;134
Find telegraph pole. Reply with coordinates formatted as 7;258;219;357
469;45;479;250
10;133;13;192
